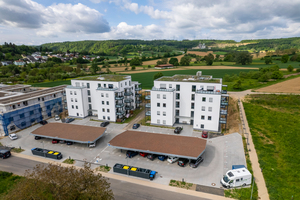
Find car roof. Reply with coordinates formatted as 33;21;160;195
10;134;16;136
0;149;10;153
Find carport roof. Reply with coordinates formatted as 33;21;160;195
31;123;106;143
108;131;206;159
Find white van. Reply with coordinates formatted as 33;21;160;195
221;167;252;188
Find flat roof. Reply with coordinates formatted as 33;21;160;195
108;131;206;159
157;75;221;83
31;123;106;143
0;84;31;91
75;75;129;82
0;85;66;105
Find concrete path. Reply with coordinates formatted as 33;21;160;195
123;108;145;130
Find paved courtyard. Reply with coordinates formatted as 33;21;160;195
1;117;246;188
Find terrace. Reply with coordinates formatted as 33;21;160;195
157;74;221;83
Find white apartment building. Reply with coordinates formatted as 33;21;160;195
65;75;142;122
150;71;228;132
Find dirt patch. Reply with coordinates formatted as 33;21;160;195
256;76;300;93
227;97;240;134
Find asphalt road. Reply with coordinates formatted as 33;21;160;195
0;156;210;200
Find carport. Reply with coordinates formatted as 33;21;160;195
108;131;206;159
31;123;106;147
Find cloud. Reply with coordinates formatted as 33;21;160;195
0;0;110;37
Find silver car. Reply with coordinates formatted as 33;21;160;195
8;134;18;140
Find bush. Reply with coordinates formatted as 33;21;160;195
148;65;151;68
281;54;289;63
233;79;242;89
131;66;136;70
287;65;294;72
258;73;270;82
271;71;283;79
296;68;300;72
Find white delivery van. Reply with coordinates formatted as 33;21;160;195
221;167;252;188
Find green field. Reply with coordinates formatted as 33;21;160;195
31;80;71;87
244;95;300;200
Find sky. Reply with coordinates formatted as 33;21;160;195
0;0;300;45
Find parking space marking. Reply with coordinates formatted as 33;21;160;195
100;146;109;153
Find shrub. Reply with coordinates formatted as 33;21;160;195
148;65;151;68
281;54;289;63
131;66;136;70
287;65;294;72
296;68;300;72
271;71;283;79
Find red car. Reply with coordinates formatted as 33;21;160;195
139;152;148;157
202;131;208;138
52;139;59;144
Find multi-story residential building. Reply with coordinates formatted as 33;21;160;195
150;71;228;132
0;85;67;136
65;75;142;122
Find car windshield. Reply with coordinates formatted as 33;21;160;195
223;175;230;183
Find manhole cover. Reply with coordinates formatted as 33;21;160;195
211;183;216;186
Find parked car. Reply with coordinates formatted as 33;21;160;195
174;126;183;134
139;152;148;157
147;154;157;161
52;139;59;144
202;131;208;138
88;143;96;148
54;115;60;121
8;133;18;140
126;151;138;158
100;121;110;127
0;150;11;159
158;155;167;161
178;158;189;167
167;156;179;163
65;118;75;123
9;125;15;131
34;136;42;140
66;141;74;145
59;140;66;144
189;157;204;168
40;120;48;125
132;123;140;129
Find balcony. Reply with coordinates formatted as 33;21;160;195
64;100;67;103
221;101;228;106
145;103;151;108
196;90;221;95
222;90;227;94
136;100;142;104
64;107;68;110
63;93;66;96
124;92;133;96
146;111;151;116
124;99;134;103
115;96;124;100
145;95;151;100
135;87;142;91
116;103;124;108
220;110;228;115
125;106;134;110
116;111;125;116
97;87;118;91
220;117;227;124
135;93;142;97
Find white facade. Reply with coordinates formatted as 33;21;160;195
66;75;141;122
150;71;227;132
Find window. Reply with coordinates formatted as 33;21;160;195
160;84;166;89
163;103;166;107
75;98;77;102
98;83;101;88
103;116;106;120
30;111;34;115
201;115;205;120
176;101;180;108
201;124;204;128
104;84;106;87
101;93;104;97
208;107;212;112
71;98;73;102
108;84;113;89
163;94;166;99
77;113;79;116
76;106;78;109
175;110;179;116
89;104;92;109
163;111;166;116
108;116;110;120
163;120;166;125
191;94;195;101
42;97;44;101
107;109;110;113
191;111;194;117
102;108;105;112
125;82;127;86
192;85;196;92
75;82;80;87
157;94;160;99
102;101;104;105
54;94;56;97
191;103;194;109
176;84;180;91
88;97;91;103
157;111;160;115
74;91;77;95
72;105;74;109
157;103;160;107
106;93;109;98
70;91;73;95
208;116;212;120
202;106;205;111
106;101;109;105
38;98;40;101
236;179;240;182
209;97;213;102
157;119;160;124
202;97;206;102
20;113;25;118
169;84;172;88
87;90;90;95
176;93;180;100
23;101;28;106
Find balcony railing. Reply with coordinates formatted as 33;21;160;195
135;93;142;97
196;90;221;95
220;117;227;124
220;110;228;115
145;95;151;100
64;107;68;110
221;101;228;106
124;92;133;96
97;87;118;91
116;103;124;108
151;87;175;92
145;103;151;108
136;100;142;104
222;90;227;94
125;106;134;110
146;111;151;116
115;96;124;100
116;111;125;116
135;87;142;91
124;99;134;103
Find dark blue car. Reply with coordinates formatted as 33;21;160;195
126;151;138;158
158;155;167;161
132;124;140;129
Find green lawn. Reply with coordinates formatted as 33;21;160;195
214;51;228;55
0;171;22;198
244;95;300;200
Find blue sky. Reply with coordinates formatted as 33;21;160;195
0;0;300;45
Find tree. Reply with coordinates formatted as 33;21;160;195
90;62;100;74
4;163;113;200
265;57;272;65
153;72;163;80
184;48;187;54
235;51;253;65
287;65;294;72
130;57;143;66
169;57;178;65
271;71;283;79
180;56;191;66
281;54;289;63
233;79;242;89
204;53;214;66
131;66;136;70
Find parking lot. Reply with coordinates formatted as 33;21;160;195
1;117;246;188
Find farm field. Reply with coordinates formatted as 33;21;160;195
255;76;300;93
31;80;71;87
244;94;300;200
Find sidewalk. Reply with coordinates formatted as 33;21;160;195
12;153;232;200
238;100;270;200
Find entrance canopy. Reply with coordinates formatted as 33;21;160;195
108;131;206;160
